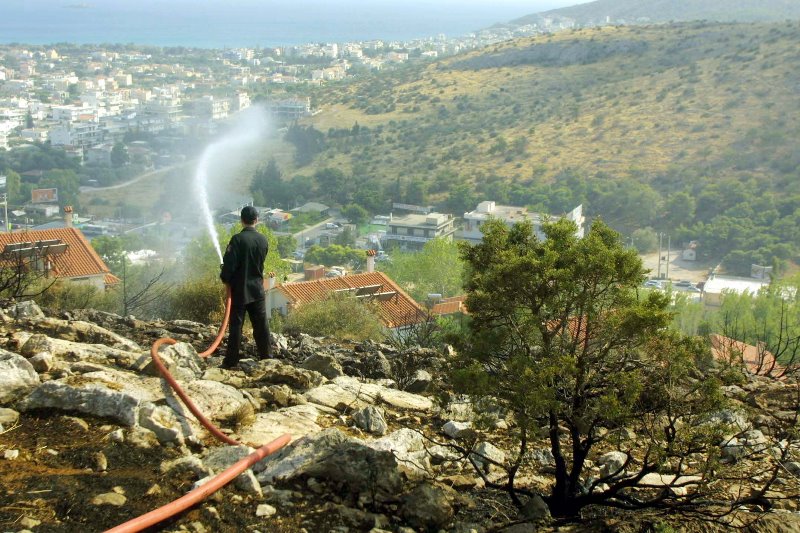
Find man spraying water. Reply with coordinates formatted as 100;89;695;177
219;206;271;368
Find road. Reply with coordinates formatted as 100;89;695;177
291;216;335;249
79;162;190;192
640;249;711;283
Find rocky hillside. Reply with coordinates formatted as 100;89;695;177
0;301;799;532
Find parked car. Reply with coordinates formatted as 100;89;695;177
643;280;663;289
673;280;693;287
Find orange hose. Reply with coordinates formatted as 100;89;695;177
104;434;291;533
199;285;231;358
150;337;240;446
103;285;291;533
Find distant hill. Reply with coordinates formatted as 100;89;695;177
511;0;800;27
301;21;800;273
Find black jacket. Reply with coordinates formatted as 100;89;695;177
220;226;268;305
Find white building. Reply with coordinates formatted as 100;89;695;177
384;212;456;251
701;275;770;307
459;201;585;244
50;121;102;148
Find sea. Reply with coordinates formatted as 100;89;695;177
0;0;581;49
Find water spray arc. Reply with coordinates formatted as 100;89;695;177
104;109;291;533
192;106;271;263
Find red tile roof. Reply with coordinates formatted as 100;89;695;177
275;271;426;328
431;295;468;316
709;334;783;377
0;228;116;285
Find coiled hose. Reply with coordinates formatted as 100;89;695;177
105;286;291;533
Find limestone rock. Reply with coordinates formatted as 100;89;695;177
7;300;45;320
165;379;252;422
531;447;555;466
161;456;213;478
368;428;430;478
91;492;127;506
301;352;344;379
256;503;277;517
19;369;165;426
521;494;551;522
304;376;433;412
254;360;327;390
0;408;20;427
145;342;204;381
442;420;473;439
138;403;197;444
257;428;403;502
0;349;40;404
20;334;142;371
598;451;628;478
472;442;505;472
28;352;55;373
352;405;388;436
237;404;321;448
201;445;255;473
27;317;140;351
400;484;454;531
4;449;20;460
405;370;433;394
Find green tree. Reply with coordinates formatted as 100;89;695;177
283;293;385;341
342;203;368;225
3;170;22;206
110;142;129;168
453;218;727;517
405;178;428;205
303;244;365;268
631;226;658;253
383;237;464;301
276;235;297;258
40;169;81;208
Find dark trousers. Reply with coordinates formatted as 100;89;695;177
224;299;271;365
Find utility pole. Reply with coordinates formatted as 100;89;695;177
657;232;663;279
0;192;7;233
666;234;671;280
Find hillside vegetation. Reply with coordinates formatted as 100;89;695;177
514;0;800;25
297;21;800;274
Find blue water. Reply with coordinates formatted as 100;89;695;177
0;0;584;48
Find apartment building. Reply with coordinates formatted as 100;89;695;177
384;212;456;251
459;201;585;244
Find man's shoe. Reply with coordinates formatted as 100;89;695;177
220;361;238;370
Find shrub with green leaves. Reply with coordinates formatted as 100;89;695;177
283;293;385;342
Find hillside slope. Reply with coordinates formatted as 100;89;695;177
302;21;800;272
513;0;800;26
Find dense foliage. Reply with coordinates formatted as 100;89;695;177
453;218;729;516
283;293;385;342
300;22;800;275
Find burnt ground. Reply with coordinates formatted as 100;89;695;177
0;412;318;533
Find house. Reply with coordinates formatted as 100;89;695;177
429;295;468;317
291;202;330;217
702;275;769;306
709;334;782;377
268;270;426;329
0;226;119;290
459;201;585;244
384;212;456;251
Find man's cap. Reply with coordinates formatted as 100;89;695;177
241;205;259;223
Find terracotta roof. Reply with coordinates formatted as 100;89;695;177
431;295;468;316
0;228;115;284
275;271;426;328
709;334;782;377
